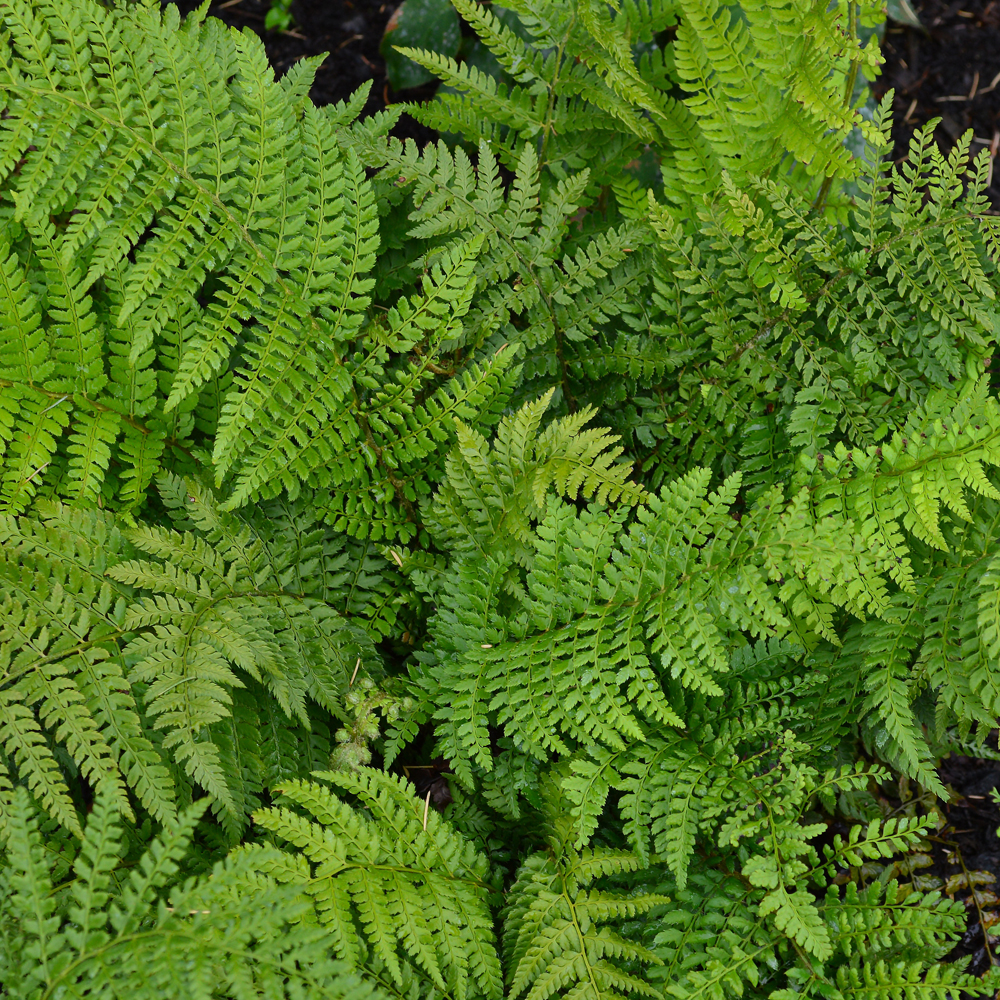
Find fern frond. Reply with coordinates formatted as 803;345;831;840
504;846;666;1000
242;768;503;1000
1;784;381;999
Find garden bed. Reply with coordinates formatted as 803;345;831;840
877;0;1000;209
161;0;1000;971
163;0;437;146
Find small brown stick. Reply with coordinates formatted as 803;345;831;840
979;69;1000;96
954;841;996;967
226;5;263;19
23;463;49;484
969;71;980;100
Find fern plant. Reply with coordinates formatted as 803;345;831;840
0;471;388;839
4;0;1000;998
0;785;384;1000
0;0;515;539
6;765;996;1000
393;0;884;202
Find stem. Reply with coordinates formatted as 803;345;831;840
813;2;861;214
538;12;574;172
937;835;996;967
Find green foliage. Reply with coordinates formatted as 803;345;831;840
4;1;1000;998
238;768;502;1000
0;0;514;540
395;0;883;201
0;784;384;999
0;472;379;839
265;0;294;32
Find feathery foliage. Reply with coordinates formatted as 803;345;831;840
0;785;385;1000
3;0;1000;998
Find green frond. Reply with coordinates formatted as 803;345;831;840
1;785;384;999
426;391;645;567
0;0;510;534
0;474;387;836
243;768;503;1000
4;3;1000;999
503;844;665;1000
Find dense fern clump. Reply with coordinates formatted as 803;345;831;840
4;0;1000;996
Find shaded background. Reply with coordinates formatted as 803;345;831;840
163;0;437;146
877;0;1000;209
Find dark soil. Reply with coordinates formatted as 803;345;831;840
876;0;1000;208
931;751;1000;973
861;744;1000;975
161;0;437;147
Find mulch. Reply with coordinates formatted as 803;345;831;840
933;753;1000;973
911;752;1000;974
161;0;437;147
876;0;1000;208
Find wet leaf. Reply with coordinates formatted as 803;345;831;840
886;0;924;31
945;870;996;895
381;0;461;91
965;890;1000;908
895;852;934;875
